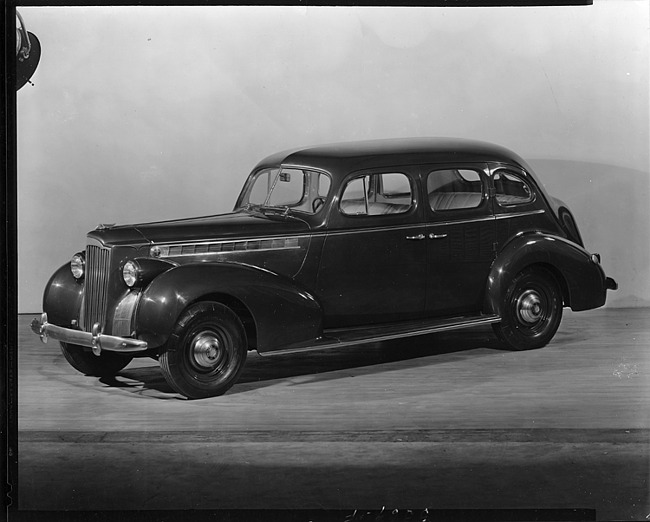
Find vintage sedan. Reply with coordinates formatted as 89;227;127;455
32;138;618;398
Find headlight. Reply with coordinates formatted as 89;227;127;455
122;257;175;288
122;260;140;287
70;252;85;279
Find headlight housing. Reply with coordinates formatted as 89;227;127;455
122;260;140;288
122;257;175;288
70;252;85;279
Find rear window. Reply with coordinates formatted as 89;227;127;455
493;171;534;206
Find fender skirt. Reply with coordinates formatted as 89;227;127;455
484;233;611;316
136;262;323;352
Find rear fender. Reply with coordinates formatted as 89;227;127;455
136;262;323;351
549;196;584;247
484;233;608;315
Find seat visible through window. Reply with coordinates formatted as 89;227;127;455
427;169;483;211
494;171;533;206
340;172;412;216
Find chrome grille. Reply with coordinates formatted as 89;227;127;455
82;244;111;331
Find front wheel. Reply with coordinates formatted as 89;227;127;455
492;267;563;351
159;302;248;399
60;342;133;376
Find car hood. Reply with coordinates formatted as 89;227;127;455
87;211;311;247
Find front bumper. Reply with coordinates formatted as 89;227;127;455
30;313;148;355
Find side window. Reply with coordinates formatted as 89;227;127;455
427;169;483;211
318;172;331;198
493;171;533;206
340;172;412;216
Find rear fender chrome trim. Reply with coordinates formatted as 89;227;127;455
495;209;545;220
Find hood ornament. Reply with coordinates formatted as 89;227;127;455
95;223;116;230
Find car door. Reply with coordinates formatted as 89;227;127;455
423;164;496;316
316;169;426;328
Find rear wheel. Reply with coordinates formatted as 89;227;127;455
159;302;247;399
492;267;563;351
60;342;133;376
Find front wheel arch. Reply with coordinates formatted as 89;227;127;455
192;292;257;350
136;263;322;352
159;301;248;399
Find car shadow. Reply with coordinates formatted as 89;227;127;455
99;367;180;398
107;326;504;399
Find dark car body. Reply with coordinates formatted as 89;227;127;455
32;138;617;398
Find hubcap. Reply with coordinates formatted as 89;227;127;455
191;331;226;369
516;290;544;324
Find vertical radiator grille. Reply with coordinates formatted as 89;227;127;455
82;244;111;331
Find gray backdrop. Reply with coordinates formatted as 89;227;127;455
17;4;649;313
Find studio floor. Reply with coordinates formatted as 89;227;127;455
12;308;650;521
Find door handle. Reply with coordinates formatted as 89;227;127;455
429;233;448;239
406;234;425;240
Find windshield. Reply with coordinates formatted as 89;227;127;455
239;167;331;215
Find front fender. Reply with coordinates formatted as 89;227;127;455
136;262;323;351
484;233;609;316
42;263;84;328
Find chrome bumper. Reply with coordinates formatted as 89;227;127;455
30;313;148;355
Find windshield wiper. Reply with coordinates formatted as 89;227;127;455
260;205;292;217
243;203;262;213
242;203;293;217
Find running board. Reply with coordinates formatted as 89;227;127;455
260;314;501;357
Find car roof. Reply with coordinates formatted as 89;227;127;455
253;137;532;178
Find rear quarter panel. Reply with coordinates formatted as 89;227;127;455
485;233;609;315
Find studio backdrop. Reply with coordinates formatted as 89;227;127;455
17;3;649;313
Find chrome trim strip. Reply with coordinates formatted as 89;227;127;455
31;313;148;353
495;209;545;220
260;315;501;357
155;236;308;258
323;223;426;236
420;210;543;229
161;245;303;258
154;234;310;248
325;216;495;236
426;215;496;227
152;209;545;252
280;164;333;176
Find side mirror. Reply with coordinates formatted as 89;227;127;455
16;10;41;90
